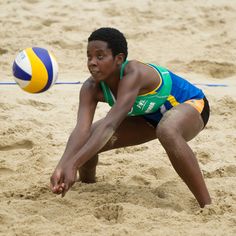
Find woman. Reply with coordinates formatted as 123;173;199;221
50;27;211;208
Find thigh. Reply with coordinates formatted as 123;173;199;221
156;103;204;141
91;116;157;153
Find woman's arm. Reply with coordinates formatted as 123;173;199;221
71;71;142;169
50;78;99;193
58;79;98;165
53;69;142;196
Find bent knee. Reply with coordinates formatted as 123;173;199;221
156;123;180;145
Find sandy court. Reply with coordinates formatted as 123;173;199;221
0;0;236;235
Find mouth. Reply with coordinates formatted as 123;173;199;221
90;70;100;77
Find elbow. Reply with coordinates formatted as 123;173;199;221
71;124;91;139
99;121;116;140
104;122;116;134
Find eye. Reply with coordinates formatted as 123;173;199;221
97;55;104;60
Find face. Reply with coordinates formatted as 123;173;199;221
87;40;123;82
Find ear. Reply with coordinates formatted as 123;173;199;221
115;53;125;66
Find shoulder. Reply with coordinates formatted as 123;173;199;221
122;60;151;81
82;77;97;89
80;77;104;102
120;60;142;84
123;60;142;75
116;60;143;97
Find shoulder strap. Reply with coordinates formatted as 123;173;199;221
100;60;129;106
120;60;129;80
100;81;115;106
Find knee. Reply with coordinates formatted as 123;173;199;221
156;124;179;146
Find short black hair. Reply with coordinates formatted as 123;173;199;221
88;27;128;61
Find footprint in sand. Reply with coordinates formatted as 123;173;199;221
147;167;168;179
0;160;14;176
0;103;16;111
115;146;148;154
51;40;83;50
197;151;212;165
103;7;123;17
17;99;55;111
62;25;79;32
4;185;49;200
195;202;233;216
42;19;60;27
203;165;236;178
130;175;150;185
23;0;40;3
0;167;14;175
94;204;123;223
210;96;236;118
167;59;236;78
0;140;34;151
127;30;155;40
0;47;8;54
186;60;236;79
152;188;168;199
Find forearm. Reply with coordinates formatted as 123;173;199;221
58;126;91;166
72;124;115;168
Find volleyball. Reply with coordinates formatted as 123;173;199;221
12;47;58;93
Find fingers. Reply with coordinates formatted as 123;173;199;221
50;180;71;197
50;180;61;194
50;167;77;197
50;182;64;195
50;175;56;190
61;179;75;198
51;185;63;194
61;183;67;197
50;171;64;194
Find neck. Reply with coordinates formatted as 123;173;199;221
104;66;121;96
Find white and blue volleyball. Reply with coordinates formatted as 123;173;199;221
12;47;58;93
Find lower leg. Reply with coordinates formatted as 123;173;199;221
78;154;98;183
159;136;211;208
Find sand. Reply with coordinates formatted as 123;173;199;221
0;0;236;235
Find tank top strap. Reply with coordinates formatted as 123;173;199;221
100;81;115;106
120;60;129;80
99;60;128;106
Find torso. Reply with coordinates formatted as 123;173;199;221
92;60;204;117
99;60;172;116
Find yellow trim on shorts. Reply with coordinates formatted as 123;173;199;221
167;95;180;106
185;99;204;113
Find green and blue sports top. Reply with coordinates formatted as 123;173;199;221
99;60;205;117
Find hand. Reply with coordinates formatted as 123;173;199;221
50;162;77;197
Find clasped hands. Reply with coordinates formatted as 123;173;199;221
50;161;77;197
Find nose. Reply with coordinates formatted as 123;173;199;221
88;56;97;67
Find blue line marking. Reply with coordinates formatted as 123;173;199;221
0;81;83;85
0;82;229;87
